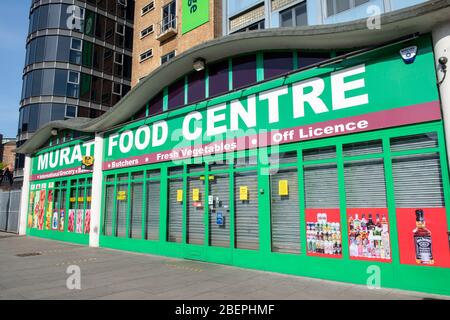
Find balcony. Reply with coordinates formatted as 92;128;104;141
156;15;178;42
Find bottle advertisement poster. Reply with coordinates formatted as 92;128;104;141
306;209;342;258
37;189;46;230
76;209;84;234
68;209;75;232
347;209;392;262
59;210;65;232
45;190;53;230
84;209;91;234
396;208;450;268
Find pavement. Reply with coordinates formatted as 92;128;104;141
0;232;449;300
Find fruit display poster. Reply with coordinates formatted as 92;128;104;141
347;208;392;262
396;208;450;268
306;209;342;258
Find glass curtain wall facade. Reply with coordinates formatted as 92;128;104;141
16;0;135;174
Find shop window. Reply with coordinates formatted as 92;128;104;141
130;181;143;239
270;166;300;254
168;77;185;110
264;52;293;80
303;146;336;162
234;171;259;250
146;178;161;241
232;54;257;90
208;60;229;97
187;176;205;245
115;180;128;238
304;162;342;257
390;133;438;153
188;70;206;104
343;140;383;157
345;159;390;261
209;173;230;248
298;52;331;69
103;183;114;237
148;91;164;115
168;176;183;243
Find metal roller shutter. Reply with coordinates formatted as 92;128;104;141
187;177;205;245
392;153;444;208
146;180;160;240
130;182;143;239
116;183;128;237
209;174;230;248
168;178;183;243
304;164;340;208
0;191;9;231
7;190;21;233
235;171;259;250
391;133;438;153
344;159;387;208
270;168;300;254
104;185;114;236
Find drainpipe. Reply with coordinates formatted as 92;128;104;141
89;133;104;248
432;22;450;171
18;155;31;235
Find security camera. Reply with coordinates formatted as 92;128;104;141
439;56;448;67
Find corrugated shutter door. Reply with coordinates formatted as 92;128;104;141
146;180;160;241
130;182;143;239
0;191;8;231
270;168;300;254
392;153;444;207
7;190;21;233
168;178;183;243
209;174;230;248
235;171;259;250
116;183;127;237
344;159;387;207
187;177;205;245
304;164;340;208
104;185;114;236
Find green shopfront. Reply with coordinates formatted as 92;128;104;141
22;34;450;295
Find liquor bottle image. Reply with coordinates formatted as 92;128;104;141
413;209;434;265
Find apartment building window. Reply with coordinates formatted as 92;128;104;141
69;38;82;64
280;2;307;27
140;49;153;62
162;1;177;32
67;71;80;98
234;20;265;33
65;105;77;118
326;0;370;17
140;25;154;38
112;83;122;96
161;51;176;64
116;23;125;36
141;2;155;16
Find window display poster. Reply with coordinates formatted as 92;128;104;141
68;209;75;233
37;189;46;230
306;209;342;258
28;191;35;228
396;208;450;268
52;210;59;230
76;209;84;234
45;190;53;230
347;208;392;262
59;210;65;232
32;191;39;229
84;209;91;234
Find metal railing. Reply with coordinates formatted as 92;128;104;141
156;15;178;38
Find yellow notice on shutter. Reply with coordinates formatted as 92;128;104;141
279;180;289;196
177;189;183;202
78;197;85;202
70;197;76;203
192;188;200;201
239;186;249;201
87;197;92;202
117;191;127;201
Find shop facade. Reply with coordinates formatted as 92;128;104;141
19;27;450;295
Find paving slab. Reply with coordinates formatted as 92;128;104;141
1;232;449;300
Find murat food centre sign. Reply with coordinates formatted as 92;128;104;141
182;0;209;34
103;41;441;170
31;140;95;181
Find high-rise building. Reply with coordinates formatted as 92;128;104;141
132;0;222;85
16;0;136;176
223;0;430;34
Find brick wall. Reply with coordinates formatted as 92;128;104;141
132;0;222;86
